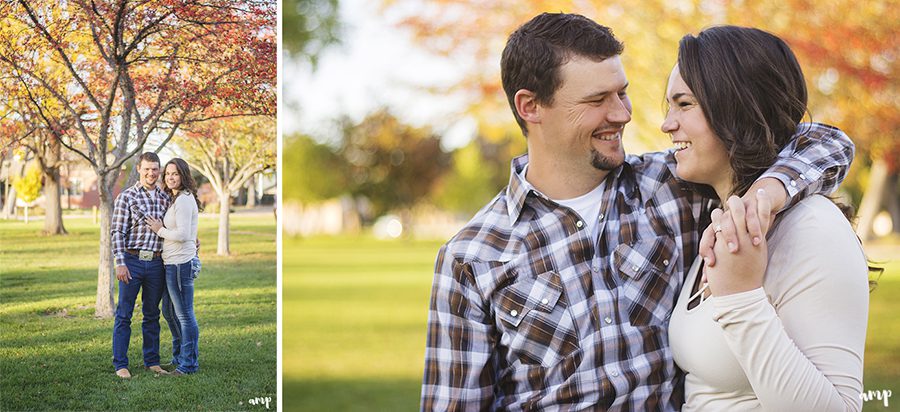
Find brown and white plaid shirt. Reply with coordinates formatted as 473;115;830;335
421;123;853;411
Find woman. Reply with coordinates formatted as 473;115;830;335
147;158;201;375
663;26;869;410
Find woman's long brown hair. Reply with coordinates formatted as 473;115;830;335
164;158;203;212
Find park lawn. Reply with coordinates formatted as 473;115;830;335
0;214;277;411
284;235;900;412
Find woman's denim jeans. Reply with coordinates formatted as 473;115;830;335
164;261;199;373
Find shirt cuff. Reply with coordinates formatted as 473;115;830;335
115;253;125;267
710;287;768;323
759;161;821;213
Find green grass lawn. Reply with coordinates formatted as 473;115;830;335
0;214;276;411
284;235;900;411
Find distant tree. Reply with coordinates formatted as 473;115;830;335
339;109;450;221
282;0;342;66
181;116;276;256
432;135;524;215
0;54;71;234
12;163;42;224
283;134;347;203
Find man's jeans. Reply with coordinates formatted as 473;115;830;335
165;261;200;373
112;253;165;370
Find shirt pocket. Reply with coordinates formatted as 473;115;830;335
614;236;678;327
489;268;580;368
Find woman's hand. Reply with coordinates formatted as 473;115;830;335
145;216;164;233
705;190;772;296
699;178;784;267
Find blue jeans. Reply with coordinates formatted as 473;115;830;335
112;253;165;370
165;261;199;373
161;283;182;367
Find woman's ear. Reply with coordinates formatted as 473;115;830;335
514;89;541;125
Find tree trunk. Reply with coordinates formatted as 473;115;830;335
246;176;257;208
217;192;231;256
3;159;27;219
856;158;890;241
2;187;17;219
886;171;900;235
42;166;68;235
95;173;117;318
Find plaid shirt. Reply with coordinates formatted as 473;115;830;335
111;182;171;266
421;123;853;411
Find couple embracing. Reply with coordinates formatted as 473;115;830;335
111;152;202;379
422;12;869;411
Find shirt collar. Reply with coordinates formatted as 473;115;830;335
505;154;531;225
133;181;167;198
505;154;629;224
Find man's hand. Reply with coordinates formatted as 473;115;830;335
700;178;785;267
116;265;132;284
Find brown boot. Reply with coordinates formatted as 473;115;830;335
115;368;132;379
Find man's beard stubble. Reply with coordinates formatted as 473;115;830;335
590;148;623;171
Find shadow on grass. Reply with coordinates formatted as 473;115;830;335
284;377;422;412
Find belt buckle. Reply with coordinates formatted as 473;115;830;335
138;250;154;261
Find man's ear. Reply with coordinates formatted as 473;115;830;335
514;89;541;125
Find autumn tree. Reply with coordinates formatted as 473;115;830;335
1;110;71;234
181;116;276;256
339;109;449;223
13;163;42;224
383;0;897;237
0;0;276;318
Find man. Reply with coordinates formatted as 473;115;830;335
420;13;854;410
111;152;175;378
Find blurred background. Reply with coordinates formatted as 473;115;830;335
282;0;899;410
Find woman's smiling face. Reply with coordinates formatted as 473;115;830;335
661;65;733;196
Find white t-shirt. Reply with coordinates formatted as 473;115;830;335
519;164;606;238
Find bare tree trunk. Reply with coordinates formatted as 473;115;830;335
246;175;257;208
43;166;68;235
217;192;231;256
886;171;900;235
857;158;890;241
2;187;17;219
95;173;117;318
3;159;27;219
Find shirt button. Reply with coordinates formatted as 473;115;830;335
598;213;604;220
541;298;549;305
631;265;639;272
592;265;600;272
662;259;669;266
576;220;584;228
790;179;797;187
604;316;612;324
610;370;619;377
799;173;806;180
510;310;518;317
